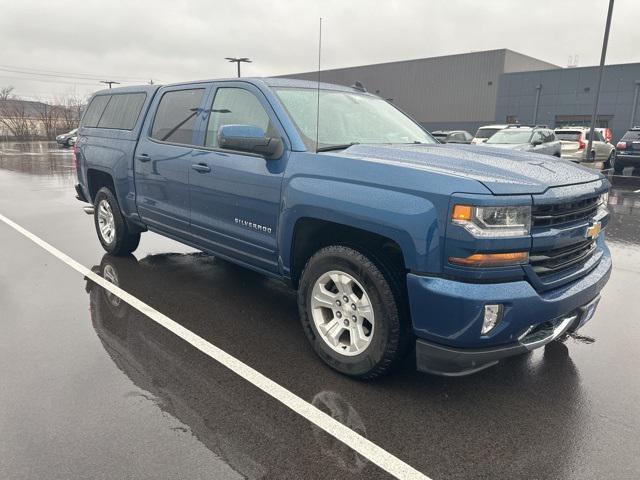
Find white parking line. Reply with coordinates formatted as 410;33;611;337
0;212;430;480
634;189;640;193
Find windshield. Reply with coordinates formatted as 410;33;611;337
274;88;435;150
474;128;500;139
555;131;582;142
621;130;640;141
486;129;532;144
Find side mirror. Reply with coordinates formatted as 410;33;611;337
217;124;283;158
531;139;543;146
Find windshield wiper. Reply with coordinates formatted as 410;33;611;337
316;142;359;152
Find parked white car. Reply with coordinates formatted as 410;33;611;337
554;126;615;170
480;126;561;157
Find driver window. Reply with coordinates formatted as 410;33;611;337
205;88;273;148
531;131;544;144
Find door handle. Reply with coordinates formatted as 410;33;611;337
136;154;151;163
191;163;211;173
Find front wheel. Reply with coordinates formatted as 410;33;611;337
93;187;141;255
298;245;410;379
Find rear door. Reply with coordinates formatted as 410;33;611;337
187;82;288;274
134;85;209;235
591;130;610;160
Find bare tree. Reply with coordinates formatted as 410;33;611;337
0;100;38;140
34;101;61;140
0;86;14;101
55;93;85;132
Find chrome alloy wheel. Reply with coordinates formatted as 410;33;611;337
97;199;115;245
310;270;375;356
102;263;121;307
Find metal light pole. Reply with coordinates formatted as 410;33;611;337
630;80;640;128
533;84;542;125
100;80;121;89
225;57;252;78
587;0;614;159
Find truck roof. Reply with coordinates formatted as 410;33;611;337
93;77;366;97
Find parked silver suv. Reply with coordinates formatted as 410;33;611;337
480;125;561;157
554;126;615;170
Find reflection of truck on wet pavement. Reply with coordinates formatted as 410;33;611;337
74;78;611;378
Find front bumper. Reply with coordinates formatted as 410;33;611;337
408;244;611;375
616;153;640;167
416;296;598;376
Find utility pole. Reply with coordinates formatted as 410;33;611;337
100;80;121;89
225;57;252;78
587;0;614;160
630;80;640;128
533;84;542;125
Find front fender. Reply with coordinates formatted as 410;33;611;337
279;176;443;274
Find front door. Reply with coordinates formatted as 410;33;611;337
135;86;208;235
189;83;287;274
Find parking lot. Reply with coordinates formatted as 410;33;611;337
1;141;639;479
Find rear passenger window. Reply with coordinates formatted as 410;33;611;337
621;130;640;141
97;93;146;130
151;89;205;145
205;88;272;147
81;95;110;128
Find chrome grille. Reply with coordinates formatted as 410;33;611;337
532;196;600;228
530;239;597;277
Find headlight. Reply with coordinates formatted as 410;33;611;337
452;204;531;237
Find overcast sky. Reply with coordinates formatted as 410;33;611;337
1;0;638;102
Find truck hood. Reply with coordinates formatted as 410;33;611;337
339;143;602;195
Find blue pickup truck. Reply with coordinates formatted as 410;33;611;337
74;78;612;379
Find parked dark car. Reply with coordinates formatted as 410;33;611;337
56;128;77;147
431;130;473;144
614;127;640;174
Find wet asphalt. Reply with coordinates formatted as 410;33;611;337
0;141;639;480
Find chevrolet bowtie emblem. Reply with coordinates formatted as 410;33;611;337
586;222;602;240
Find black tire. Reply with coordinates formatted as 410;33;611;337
298;245;411;380
610;152;623;174
93;187;141;255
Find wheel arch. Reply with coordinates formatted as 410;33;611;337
287;216;412;289
87;168;116;202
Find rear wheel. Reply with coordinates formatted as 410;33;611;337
610;152;623;174
298;245;411;379
93;187;141;255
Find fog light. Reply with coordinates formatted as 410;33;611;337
482;304;503;335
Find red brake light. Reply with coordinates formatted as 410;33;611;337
578;137;586;150
616;141;626;150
